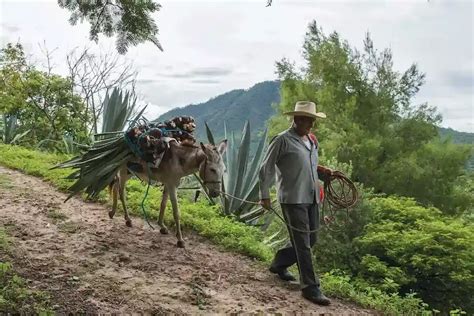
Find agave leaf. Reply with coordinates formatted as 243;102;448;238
65;150;132;200
241;128;268;193
236;183;260;216
238;205;268;222
228;121;251;212
235;128;268;211
263;230;281;244
11;129;30;144
205;121;215;146
100;87;138;135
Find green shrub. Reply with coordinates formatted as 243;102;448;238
355;197;474;313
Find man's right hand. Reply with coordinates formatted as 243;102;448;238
260;198;271;210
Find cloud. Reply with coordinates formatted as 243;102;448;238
155;66;232;79
1;23;20;33
443;70;474;93
137;79;160;85
189;67;232;76
191;79;221;84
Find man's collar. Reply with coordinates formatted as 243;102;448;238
288;128;314;150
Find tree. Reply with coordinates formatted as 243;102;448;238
0;43;90;146
58;0;163;54
271;21;472;213
58;0;273;54
66;46;137;134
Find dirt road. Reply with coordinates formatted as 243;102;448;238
0;166;374;314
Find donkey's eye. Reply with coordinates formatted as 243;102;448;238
210;168;217;173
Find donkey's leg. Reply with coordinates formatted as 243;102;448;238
168;185;184;248
108;177;119;219
117;167;132;227
158;187;169;234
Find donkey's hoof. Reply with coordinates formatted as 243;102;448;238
108;211;115;219
125;220;132;227
177;240;185;248
160;227;169;235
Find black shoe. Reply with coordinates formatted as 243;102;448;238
302;286;331;306
269;266;297;281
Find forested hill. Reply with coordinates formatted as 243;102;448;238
154;81;280;142
155;81;472;169
439;127;474;144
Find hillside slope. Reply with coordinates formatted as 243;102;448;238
0;166;374;314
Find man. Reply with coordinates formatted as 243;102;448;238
259;100;332;306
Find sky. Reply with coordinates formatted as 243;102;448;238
0;0;473;132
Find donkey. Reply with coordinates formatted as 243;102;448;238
108;139;227;248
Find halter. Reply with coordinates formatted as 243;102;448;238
182;142;221;186
200;156;222;185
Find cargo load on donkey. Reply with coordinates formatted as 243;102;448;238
54;110;227;248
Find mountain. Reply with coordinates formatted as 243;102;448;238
439;127;474;145
154;81;281;143
155;80;473;170
439;127;474;171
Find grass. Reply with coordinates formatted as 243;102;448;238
0;228;53;314
0;143;436;315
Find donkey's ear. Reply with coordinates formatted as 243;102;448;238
217;139;228;155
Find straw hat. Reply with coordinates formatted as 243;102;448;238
283;101;326;119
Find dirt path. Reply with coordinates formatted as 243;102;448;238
0;166;374;314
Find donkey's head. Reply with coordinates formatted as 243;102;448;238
199;140;227;198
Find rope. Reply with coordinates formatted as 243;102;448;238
216;171;358;234
217;190;321;233
140;162;155;230
324;171;358;208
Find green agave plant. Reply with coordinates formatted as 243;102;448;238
0;114;30;145
37;134;88;155
205;120;270;222
99;87;138;139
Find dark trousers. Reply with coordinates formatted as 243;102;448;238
270;202;320;289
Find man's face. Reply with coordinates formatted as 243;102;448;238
293;115;315;135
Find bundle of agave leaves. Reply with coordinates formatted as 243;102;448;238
53;107;197;202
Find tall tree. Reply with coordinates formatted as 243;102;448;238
271;21;471;213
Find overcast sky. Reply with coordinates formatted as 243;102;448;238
1;0;473;132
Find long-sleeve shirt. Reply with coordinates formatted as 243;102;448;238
259;128;321;204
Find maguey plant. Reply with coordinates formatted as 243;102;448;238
205;121;269;222
0;114;30;144
99;87;138;138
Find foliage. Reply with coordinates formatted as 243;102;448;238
100;87;138;136
321;270;432;316
205;121;269;219
439;127;474;171
37;133;88;155
58;0;163;54
270;21;472;214
0;43;90;147
354;197;474;314
439;127;474;145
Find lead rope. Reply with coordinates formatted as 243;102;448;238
216;190;322;233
